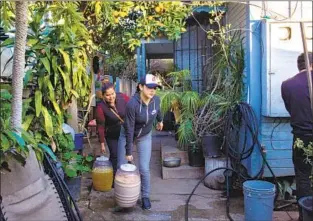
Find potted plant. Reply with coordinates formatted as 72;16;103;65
188;140;204;167
59;151;93;201
158;70;200;147
294;138;313;221
193;93;227;158
54;128;93;201
193;29;246;158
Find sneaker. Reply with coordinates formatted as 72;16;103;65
141;197;151;210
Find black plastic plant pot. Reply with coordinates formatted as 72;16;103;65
65;176;82;201
201;134;222;158
188;146;205;167
163;111;175;131
299;196;312;221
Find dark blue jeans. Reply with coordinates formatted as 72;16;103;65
106;138;118;178
117;127;152;198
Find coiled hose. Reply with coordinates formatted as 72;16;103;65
185;102;278;221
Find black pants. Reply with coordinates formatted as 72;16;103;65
292;135;313;221
106;137;118;181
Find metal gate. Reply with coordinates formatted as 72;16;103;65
174;17;214;93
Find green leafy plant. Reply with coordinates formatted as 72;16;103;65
294;138;313;165
0;89;56;170
158;70;199;122
0;1;15;31
188;141;202;153
158;70;201;148
60;151;93;178
294;138;313;185
54;133;75;152
1;2;92;144
277;179;296;200
193;26;246;143
80;1;225;59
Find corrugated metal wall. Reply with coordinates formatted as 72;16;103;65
226;2;250;98
226;2;247;42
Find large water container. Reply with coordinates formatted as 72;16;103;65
114;163;140;208
243;180;276;221
92;156;113;191
204;157;227;190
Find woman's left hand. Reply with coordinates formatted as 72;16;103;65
156;122;163;131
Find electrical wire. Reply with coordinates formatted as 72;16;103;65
185;102;278;221
270;118;282;150
267;1;299;22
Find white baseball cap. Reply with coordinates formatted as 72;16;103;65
139;74;162;89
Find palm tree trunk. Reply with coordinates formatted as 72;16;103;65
10;1;28;130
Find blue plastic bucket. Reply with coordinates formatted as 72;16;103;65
74;133;84;151
243;180;276;221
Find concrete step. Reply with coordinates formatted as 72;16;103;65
161;145;188;165
160;134;204;179
162;164;204;179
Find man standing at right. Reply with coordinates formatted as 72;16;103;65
281;52;313;221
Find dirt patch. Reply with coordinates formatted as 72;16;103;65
275;200;298;211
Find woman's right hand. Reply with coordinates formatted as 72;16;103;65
125;155;133;162
101;143;106;154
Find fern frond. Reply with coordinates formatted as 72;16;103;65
181;91;200;114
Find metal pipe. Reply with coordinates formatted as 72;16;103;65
196;25;199;93
288;0;291;18
181;31;183;70
188;25;191;88
136;46;141;81
300;22;313;126
142;43;146;76
299;21;313;212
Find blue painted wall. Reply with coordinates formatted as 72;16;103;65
227;1;294;178
247;20;294;177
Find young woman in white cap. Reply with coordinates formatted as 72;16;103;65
117;74;163;210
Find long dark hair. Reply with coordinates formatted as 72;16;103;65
136;83;144;93
102;82;114;94
93;56;99;74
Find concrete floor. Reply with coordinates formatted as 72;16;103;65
77;132;298;221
